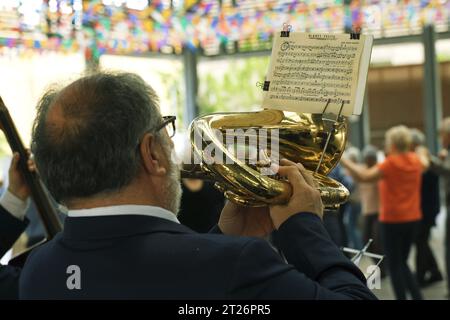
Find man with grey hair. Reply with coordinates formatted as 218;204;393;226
429;118;450;297
17;72;375;299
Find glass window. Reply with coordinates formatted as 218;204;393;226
100;54;185;129
197;55;270;114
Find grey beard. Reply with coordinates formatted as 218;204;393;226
158;134;182;215
165;161;182;215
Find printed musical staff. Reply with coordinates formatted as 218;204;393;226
262;32;369;116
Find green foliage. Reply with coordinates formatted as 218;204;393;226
438;53;450;62
197;56;270;115
156;66;186;129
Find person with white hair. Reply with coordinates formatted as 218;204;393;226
341;125;424;300
428;117;450;297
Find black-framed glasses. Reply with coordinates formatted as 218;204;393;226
157;115;176;138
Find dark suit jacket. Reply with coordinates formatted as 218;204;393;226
19;211;376;300
0;205;28;299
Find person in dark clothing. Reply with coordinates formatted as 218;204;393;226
0;206;27;299
0;153;33;299
416;170;443;286
410;129;443;287
178;179;224;233
326;163;353;247
428;117;450;298
343;147;363;250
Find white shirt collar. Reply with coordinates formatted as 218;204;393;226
68;205;180;224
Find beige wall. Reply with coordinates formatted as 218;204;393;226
366;62;450;148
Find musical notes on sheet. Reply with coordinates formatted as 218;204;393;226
262;32;372;116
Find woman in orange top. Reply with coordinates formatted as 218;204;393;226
341;125;425;300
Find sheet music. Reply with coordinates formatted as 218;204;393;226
262;32;371;116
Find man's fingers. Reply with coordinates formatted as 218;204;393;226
10;152;19;170
10;152;36;173
279;159;317;188
279;158;296;166
277;165;306;190
311;175;320;188
290;162;318;187
298;166;317;188
27;159;36;172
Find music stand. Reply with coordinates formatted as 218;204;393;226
342;239;385;280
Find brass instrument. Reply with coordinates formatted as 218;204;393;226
181;109;349;208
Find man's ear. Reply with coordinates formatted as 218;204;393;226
139;133;167;176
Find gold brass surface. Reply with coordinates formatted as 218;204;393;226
181;109;349;208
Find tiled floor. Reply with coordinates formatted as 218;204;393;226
366;209;448;300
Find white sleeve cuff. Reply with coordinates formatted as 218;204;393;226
0;189;28;221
